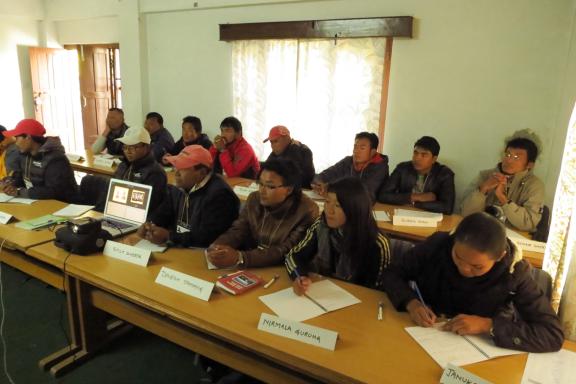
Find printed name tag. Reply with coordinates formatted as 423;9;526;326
66;154;83;162
514;238;546;253
0;211;13;224
94;157;115;168
257;313;338;351
155;267;214;301
103;240;151;266
393;215;438;227
440;363;492;384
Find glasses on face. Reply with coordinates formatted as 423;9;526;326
122;143;146;152
256;181;286;191
502;152;522;161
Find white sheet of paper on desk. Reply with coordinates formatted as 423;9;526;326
521;349;576;384
134;239;167;253
394;209;443;221
66;153;83;162
233;185;258;197
303;190;325;200
0;193;37;205
259;280;361;322
373;210;391;222
53;204;95;217
0;193;12;203
405;324;523;368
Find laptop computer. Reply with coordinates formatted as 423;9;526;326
100;178;152;238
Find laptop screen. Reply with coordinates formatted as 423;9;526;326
104;179;152;225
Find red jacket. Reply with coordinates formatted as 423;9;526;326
210;137;260;178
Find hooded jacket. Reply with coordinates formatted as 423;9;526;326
384;232;564;353
209;137;260;179
12;136;78;202
461;165;544;232
378;161;455;214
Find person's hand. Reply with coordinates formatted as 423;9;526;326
161;153;171;165
406;299;437;327
292;276;312;296
494;182;508;205
410;192;436;203
207;244;240;268
442;314;492;336
143;223;169;244
311;182;327;196
213;135;227;151
3;184;19;196
136;223;148;238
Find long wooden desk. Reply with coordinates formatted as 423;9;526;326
28;242;575;383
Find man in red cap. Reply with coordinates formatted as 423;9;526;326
0;119;78;202
263;125;315;188
137;145;240;247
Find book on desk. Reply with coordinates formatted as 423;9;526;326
216;270;264;295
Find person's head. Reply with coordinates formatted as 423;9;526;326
144;112;164;134
181;116;203;144
106;108;125;131
0;125;14;153
257;159;302;208
353;132;378;165
326;177;380;274
263;125;291;155
4;119;46;154
219;116;242;145
412;136;440;174
165;145;213;190
116;127;151;163
501;137;538;175
452;213;507;278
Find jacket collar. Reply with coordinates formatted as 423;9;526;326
354;153;384;172
124;151;156;170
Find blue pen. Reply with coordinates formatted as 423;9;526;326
409;280;427;307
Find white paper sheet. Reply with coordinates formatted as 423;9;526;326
521;349;576;384
394;208;443;222
303;190;325;200
134;239;167;253
53;204;95;217
373;210;391;222
0;193;37;205
259;280;361;322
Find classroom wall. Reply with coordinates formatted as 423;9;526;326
12;0;576;207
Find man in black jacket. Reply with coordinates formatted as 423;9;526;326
91;108;129;155
165;116;212;160
264;125;315;188
144;112;175;162
138;145;240;248
378;136;455;214
0;119;78;202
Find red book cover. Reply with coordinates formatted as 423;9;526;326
216;270;264;295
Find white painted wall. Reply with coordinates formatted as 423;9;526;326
56;17;119;44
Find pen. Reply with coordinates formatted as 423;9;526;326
293;269;328;312
263;274;279;289
409;280;427;307
378;301;384;321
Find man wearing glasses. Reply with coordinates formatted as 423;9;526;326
461;131;544;232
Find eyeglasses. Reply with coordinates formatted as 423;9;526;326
502;152;522;161
122;143;146;152
256;181;286;190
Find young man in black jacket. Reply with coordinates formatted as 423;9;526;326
144;112;175;162
165;115;212;160
378;136;455;214
138;145;240;248
0;119;78;202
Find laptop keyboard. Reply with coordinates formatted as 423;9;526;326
102;219;134;230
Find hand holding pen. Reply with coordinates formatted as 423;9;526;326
406;281;436;327
291;269;312;296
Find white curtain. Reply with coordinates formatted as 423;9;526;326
232;38;386;171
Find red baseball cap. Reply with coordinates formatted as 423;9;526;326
4;119;46;137
263;125;290;143
165;145;213;170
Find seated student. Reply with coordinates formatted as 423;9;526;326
312;132;388;201
378;136;455;214
461;131;544;232
0;119;78;202
138;145;239;247
0;125;19;179
144;111;175;162
384;212;563;353
286;177;392;293
264;125;315;188
91;108;129;156
207;159;319;268
164;116;212;162
209;116;260;179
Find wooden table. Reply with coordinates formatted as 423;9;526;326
28;243;575;383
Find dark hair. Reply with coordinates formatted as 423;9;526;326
454;213;507;259
220;116;242;133
328;177;380;278
182;116;203;133
16;134;47;145
0;125;5;142
506;137;538;162
414;136;440;156
193;163;212;172
258;159;303;211
108;107;124;114
146;112;164;125
355;132;379;149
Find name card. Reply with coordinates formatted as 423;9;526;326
66;154;83;162
440;363;492;384
93;157;115;168
513;238;546;253
155;267;214;301
0;211;13;224
104;240;151;266
233;185;258;197
257;313;338;351
393;215;438;227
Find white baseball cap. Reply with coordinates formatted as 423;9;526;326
115;127;151;145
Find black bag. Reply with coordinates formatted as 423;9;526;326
54;218;111;255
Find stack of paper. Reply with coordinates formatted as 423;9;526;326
14;214;67;230
53;204;95;217
521;349;576;384
259;280;361;322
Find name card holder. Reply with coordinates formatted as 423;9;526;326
0;211;13;224
257;313;338;351
94;157;115;168
393;215;438;227
155;267;214;301
440;363;492;384
104;240;151;266
514;238;546;253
